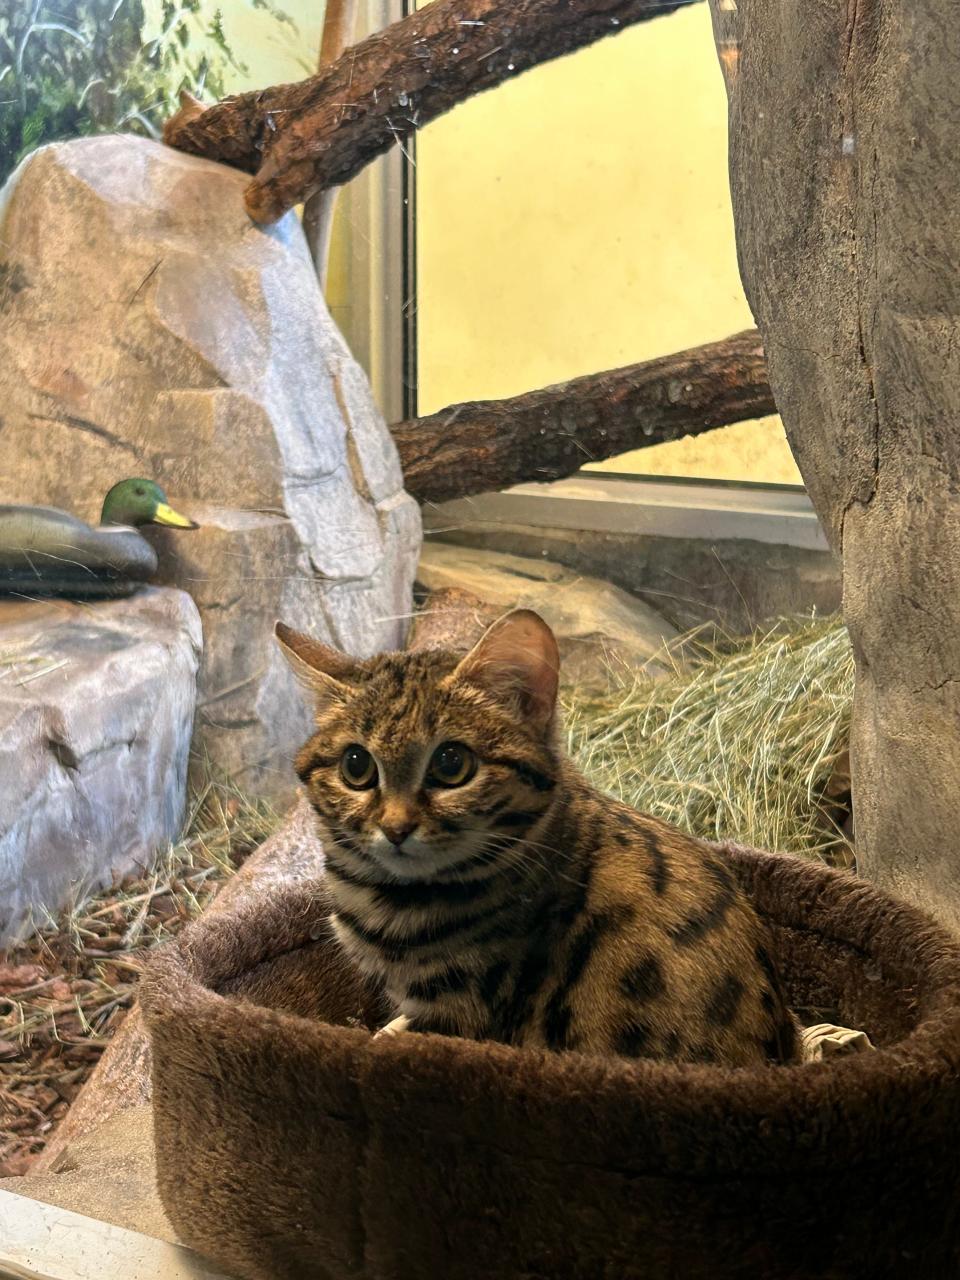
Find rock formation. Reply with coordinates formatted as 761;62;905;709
0;590;200;944
0;136;421;797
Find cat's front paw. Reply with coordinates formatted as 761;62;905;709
373;1014;412;1040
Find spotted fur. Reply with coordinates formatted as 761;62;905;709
277;611;799;1067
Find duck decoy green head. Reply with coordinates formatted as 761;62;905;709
99;479;198;529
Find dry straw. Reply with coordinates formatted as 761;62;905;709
566;613;854;860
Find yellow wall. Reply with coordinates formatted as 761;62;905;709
415;2;801;485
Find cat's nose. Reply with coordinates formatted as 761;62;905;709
380;820;417;849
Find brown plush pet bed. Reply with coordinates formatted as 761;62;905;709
141;844;960;1280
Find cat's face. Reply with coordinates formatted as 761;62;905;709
278;611;561;881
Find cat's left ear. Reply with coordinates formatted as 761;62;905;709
453;609;560;732
275;621;359;710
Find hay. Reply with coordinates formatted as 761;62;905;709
567;613;854;861
0;639;63;686
0;774;279;1176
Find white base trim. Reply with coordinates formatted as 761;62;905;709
0;1189;231;1280
424;475;829;553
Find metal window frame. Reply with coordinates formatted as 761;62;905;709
332;0;416;426
377;8;812;540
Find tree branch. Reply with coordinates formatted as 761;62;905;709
164;0;694;223
391;329;776;504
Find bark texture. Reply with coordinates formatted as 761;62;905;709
393;330;775;504
164;0;689;223
708;0;960;930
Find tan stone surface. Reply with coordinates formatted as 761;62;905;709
1;1106;175;1244
0;135;421;797
416;543;677;684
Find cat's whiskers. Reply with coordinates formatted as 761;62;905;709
446;823;583;889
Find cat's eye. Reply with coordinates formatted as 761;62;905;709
428;742;477;787
340;744;378;789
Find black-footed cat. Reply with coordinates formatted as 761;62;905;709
277;610;798;1066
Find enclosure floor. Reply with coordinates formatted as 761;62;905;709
0;783;277;1177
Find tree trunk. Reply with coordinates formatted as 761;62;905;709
392;329;775;504
708;0;960;932
164;0;689;223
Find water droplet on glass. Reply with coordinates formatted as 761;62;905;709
507;62;515;71
452;46;459;54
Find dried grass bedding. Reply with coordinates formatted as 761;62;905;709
565;612;854;862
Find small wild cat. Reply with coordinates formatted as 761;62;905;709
277;609;798;1067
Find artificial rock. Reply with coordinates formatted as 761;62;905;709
415;543;677;685
0;589;200;944
0;135;421;796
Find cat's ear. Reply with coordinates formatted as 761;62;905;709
453;609;560;731
274;621;358;710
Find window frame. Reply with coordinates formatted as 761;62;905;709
345;6;817;547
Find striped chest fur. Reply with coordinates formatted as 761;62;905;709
277;610;798;1067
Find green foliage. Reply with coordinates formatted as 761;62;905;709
0;0;296;185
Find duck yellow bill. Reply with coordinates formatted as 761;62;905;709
153;503;198;529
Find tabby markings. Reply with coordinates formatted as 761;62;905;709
491;757;556;793
704;972;745;1028
667;862;736;947
543;905;631;1050
620;953;666;1004
615;1021;652;1058
645;833;670;896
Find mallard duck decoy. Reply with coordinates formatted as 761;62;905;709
0;479;198;599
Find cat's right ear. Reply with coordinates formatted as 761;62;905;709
274;621;357;711
452;609;560;732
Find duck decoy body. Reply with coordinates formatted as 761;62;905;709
0;479;197;599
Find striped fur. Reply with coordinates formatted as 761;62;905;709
277;612;799;1066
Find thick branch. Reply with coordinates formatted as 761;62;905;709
392;329;775;505
164;0;693;223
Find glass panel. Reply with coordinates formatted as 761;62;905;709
0;2;322;179
414;0;801;487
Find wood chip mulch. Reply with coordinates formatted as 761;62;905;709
0;786;278;1178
